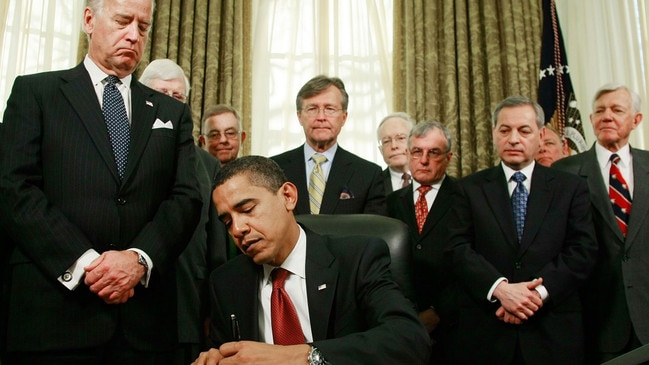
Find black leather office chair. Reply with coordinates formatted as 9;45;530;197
295;214;415;303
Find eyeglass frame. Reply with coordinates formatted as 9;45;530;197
379;134;408;148
300;105;344;117
204;129;240;140
409;147;450;160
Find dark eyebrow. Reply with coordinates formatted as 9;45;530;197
217;198;256;221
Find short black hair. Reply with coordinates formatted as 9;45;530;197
214;155;287;193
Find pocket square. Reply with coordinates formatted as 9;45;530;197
152;118;173;129
339;185;355;200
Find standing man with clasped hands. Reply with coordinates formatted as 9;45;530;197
446;96;597;364
0;0;202;363
553;84;649;363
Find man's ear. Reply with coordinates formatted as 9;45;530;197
281;182;298;211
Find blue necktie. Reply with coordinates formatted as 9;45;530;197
511;171;528;242
103;75;130;179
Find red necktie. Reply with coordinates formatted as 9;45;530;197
415;185;432;234
609;154;632;237
271;268;305;345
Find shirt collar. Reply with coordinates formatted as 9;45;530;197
262;224;307;284
303;143;338;163
595;142;631;169
501;161;536;182
84;55;132;90
412;175;445;191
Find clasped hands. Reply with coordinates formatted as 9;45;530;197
84;250;145;304
493;278;544;325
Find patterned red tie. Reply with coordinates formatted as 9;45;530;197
271;268;305;345
415;185;432;234
609;154;632;237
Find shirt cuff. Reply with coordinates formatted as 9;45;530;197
57;249;100;290
534;284;549;302
127;248;153;287
487;277;508;302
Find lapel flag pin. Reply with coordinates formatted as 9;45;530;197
146;100;153;107
318;284;327;291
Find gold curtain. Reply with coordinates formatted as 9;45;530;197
78;0;252;153
394;0;542;177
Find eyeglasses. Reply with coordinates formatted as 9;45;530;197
157;88;187;103
301;105;343;117
380;134;408;147
410;148;448;160
205;129;239;140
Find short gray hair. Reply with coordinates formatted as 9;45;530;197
492;96;544;129
201;104;243;134
408;120;453;152
592;83;641;113
376;112;414;140
139;59;190;95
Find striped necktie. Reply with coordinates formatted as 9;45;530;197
609;153;632;236
308;153;327;214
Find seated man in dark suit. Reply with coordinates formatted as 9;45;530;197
387;120;458;364
192;156;430;365
271;75;387;215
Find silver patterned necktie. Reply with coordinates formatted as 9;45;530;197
102;75;130;179
511;171;528;243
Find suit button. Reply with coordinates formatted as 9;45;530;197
116;198;126;205
416;244;422;250
514;261;522;269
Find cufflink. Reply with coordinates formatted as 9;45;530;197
62;271;72;282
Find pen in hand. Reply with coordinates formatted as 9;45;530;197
230;314;241;341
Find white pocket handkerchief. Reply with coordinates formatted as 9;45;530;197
152;118;173;130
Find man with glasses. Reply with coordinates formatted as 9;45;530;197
271;75;387;215
387;120;458;364
200;105;247;167
377;112;414;195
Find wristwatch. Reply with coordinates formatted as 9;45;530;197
308;346;328;365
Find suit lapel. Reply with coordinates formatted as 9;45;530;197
320;148;352;213
519;166;553;252
122;80;157;183
626;148;649;247
397;186;419;239
286;147;311;214
581;147;623;241
483;166;519;247
304;230;337;340
420;177;453;237
233;259;262;341
60;64;120;183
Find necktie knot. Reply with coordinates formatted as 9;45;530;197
105;75;121;87
512;171;526;183
417;185;432;195
610;153;621;165
272;268;290;289
312;153;327;165
401;172;411;188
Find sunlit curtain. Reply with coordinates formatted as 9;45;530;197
251;0;393;166
0;0;84;123
77;0;252;149
555;0;649;149
394;0;542;177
